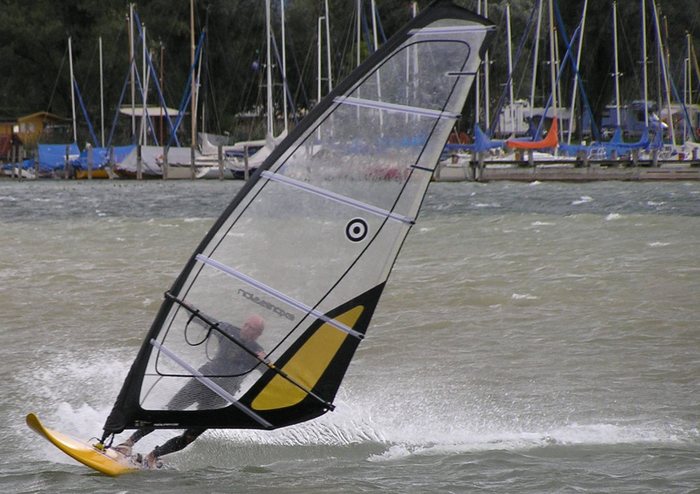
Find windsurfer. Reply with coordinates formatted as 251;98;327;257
114;313;266;468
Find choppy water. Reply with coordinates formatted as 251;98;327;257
1;180;699;493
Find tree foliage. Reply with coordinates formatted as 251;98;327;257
0;0;697;144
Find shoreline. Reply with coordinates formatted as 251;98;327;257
2;160;700;183
434;159;700;182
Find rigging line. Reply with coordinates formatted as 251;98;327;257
150;339;273;429
193;254;364;341
334;95;461;120
261;171;415;225
164;292;337;412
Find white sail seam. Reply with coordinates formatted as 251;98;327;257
150;339;273;429
334;95;460;120
409;25;495;35
261;171;415;225
196;254;364;340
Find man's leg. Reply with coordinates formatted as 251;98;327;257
114;425;155;456
144;427;207;467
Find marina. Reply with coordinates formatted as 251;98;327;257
1;1;699;492
434;158;700;182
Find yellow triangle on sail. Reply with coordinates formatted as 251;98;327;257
251;306;364;411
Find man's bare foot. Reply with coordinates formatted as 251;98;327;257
112;440;133;457
142;452;161;469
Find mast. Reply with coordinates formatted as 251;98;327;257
651;0;674;145
356;0;361;68
317;16;323;104
506;2;514;134
530;0;543;121
484;0;490;129
613;1;621;129
160;42;165;145
371;0;379;52
142;24;148;146
568;0;588;144
129;4;136;143
475;0;481;124
68;36;77;143
266;0;274;138
324;0;333;93
684;32;690;140
547;0;558;125
99;37;105;148
281;0;288;134
190;0;196;178
641;0;649;127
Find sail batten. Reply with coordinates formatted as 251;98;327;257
447;71;479;76
195;254;364;340
334;95;461;120
260;171;415;225
409;25;495;35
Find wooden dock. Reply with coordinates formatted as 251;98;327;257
434;159;700;182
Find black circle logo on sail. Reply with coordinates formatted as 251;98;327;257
346;218;368;242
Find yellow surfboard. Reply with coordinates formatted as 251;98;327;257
26;413;139;476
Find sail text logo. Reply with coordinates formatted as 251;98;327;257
238;289;295;321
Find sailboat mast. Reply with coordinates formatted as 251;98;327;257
129;4;136;142
484;0;490;129
684;32;691;140
506;2;514;134
190;0;197;178
651;0;674;145
371;0;379;52
68;36;77;143
568;0;588;144
99;37;105;148
142;24;148;146
317;16;323;104
266;0;274;138
474;0;481;124
356;0;362;68
324;0;333;93
641;0;649;127
530;0;543;121
281;0;288;134
613;1;621;128
547;0;558;124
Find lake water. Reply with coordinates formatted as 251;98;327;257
1;179;698;493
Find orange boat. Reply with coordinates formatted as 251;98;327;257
507;117;558;150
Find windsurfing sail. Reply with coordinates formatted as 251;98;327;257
506;117;559;150
101;0;493;439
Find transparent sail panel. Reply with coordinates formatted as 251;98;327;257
137;17;490;414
